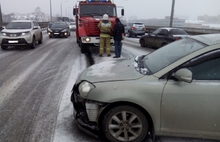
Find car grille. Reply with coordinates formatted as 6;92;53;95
4;33;23;37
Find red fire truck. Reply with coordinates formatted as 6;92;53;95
73;0;124;53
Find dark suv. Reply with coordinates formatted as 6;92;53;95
125;22;146;37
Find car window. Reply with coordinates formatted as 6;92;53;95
143;38;206;74
152;28;160;35
51;23;66;28
134;23;144;27
158;29;168;35
170;29;188;35
186;50;220;80
6;22;32;29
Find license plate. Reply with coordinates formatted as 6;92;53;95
8;40;18;43
54;33;59;35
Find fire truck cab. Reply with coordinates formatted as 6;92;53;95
73;0;124;53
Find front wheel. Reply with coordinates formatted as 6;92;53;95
140;39;146;47
102;105;149;142
30;37;36;49
1;46;8;50
38;34;43;44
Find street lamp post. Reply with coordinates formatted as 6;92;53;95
50;0;52;21
60;1;67;17
169;0;175;27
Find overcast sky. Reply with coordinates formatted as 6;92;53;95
0;0;220;20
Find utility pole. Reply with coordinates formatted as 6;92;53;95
0;3;3;26
170;0;175;27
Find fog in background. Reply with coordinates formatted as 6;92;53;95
0;0;220;20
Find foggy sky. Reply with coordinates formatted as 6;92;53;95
1;0;220;20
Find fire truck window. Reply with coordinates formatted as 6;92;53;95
80;5;116;17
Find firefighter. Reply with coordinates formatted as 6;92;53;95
98;14;112;57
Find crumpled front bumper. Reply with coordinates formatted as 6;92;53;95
70;87;107;137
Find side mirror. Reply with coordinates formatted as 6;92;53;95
174;68;192;83
73;8;75;15
121;9;124;16
33;26;39;30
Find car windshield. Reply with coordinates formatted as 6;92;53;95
70;22;75;25
170;29;188;35
5;22;31;29
80;5;116;16
143;38;206;74
51;23;66;28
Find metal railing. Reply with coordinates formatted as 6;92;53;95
1;22;220;35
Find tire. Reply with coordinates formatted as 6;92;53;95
140;39;146;47
30;37;36;49
102;105;149;142
162;43;167;47
128;31;132;38
1;46;8;50
79;40;87;53
38;34;43;44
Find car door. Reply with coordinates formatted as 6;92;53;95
161;50;220;138
154;29;168;48
33;21;41;40
147;28;160;47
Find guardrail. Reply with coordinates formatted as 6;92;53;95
1;22;220;35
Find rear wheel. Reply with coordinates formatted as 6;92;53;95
1;46;8;50
102;105;149;142
128;31;132;37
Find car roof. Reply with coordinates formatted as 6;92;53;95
189;34;220;46
159;27;185;31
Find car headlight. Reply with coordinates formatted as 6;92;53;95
21;32;30;36
1;33;6;36
78;81;95;98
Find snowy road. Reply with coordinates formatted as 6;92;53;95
0;32;218;142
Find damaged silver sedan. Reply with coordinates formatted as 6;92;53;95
71;34;220;142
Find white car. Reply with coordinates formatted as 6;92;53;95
69;22;76;31
0;20;43;50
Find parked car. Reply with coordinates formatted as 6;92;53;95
0;20;43;50
71;34;220;142
69;22;76;31
139;27;189;48
125;22;146;37
47;22;70;38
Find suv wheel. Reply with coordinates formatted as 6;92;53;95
1;46;8;50
102;105;149;142
30;37;36;49
128;31;132;37
38;33;43;44
140;39;146;47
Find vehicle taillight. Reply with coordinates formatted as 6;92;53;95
131;27;135;30
175;37;180;40
143;27;146;31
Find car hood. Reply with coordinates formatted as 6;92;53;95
1;29;31;33
77;58;143;83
